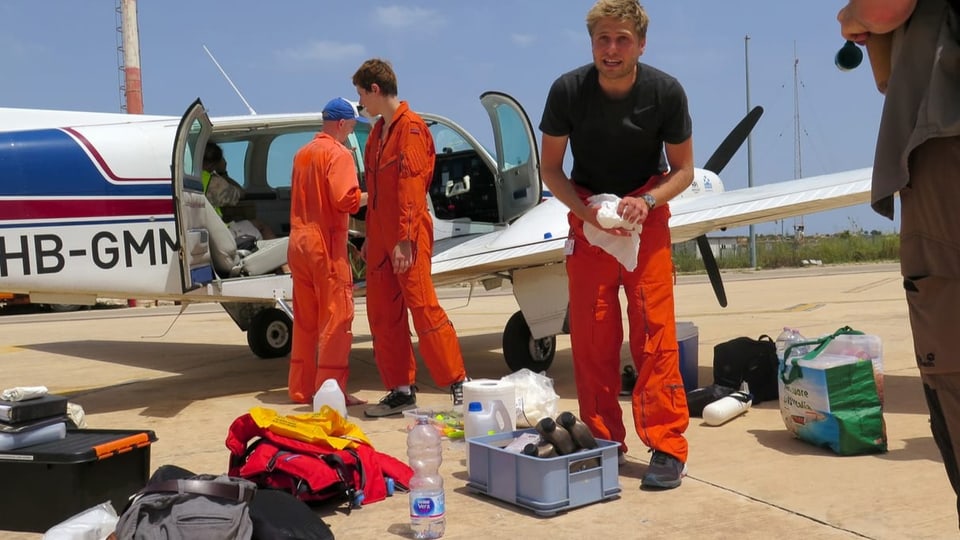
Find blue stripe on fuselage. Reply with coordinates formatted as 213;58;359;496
0;129;171;197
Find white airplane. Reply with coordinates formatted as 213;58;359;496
0;94;872;372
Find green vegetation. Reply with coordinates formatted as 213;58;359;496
673;232;900;273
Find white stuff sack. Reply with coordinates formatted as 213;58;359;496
501;368;560;428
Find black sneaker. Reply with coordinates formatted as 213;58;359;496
641;451;687;489
364;387;417;418
450;378;468;409
620;365;637;396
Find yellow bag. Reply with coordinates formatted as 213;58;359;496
248;406;371;450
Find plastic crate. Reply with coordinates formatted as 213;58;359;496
466;429;620;516
0;428;156;533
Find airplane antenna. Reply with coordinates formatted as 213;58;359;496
140;303;189;339
203;44;257;115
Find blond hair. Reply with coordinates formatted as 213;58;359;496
586;0;649;40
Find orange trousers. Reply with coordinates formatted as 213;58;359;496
365;229;465;390
566;206;689;462
288;228;354;403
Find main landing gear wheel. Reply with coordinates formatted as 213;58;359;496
502;310;556;373
247;308;292;359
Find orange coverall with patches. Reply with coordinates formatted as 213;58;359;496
363;101;466;389
287;132;362;404
566;184;689;462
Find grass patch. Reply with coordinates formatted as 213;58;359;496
673;233;900;273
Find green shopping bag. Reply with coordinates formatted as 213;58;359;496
778;326;887;455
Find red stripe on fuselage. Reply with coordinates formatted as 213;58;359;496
63;127;170;183
0;199;173;221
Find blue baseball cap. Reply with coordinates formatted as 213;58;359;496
322;97;368;123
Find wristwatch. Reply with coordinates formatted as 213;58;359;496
641;193;657;211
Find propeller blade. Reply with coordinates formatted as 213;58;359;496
702;106;764;175
696;234;728;308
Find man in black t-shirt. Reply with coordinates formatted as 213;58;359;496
539;0;693;490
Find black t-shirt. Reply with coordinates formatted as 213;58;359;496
539;62;692;197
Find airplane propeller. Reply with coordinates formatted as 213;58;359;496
695;105;764;308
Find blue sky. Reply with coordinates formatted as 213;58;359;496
0;1;892;236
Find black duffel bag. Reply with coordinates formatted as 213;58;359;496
712;334;779;404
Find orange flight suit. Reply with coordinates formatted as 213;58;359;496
566;185;689;462
363;101;466;389
287;133;362;403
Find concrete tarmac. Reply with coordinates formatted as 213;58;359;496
0;263;956;539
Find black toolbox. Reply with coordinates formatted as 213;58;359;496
0;428;157;533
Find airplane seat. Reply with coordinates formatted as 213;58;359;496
202;200;288;278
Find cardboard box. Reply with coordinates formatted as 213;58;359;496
466;429;620;516
0;429;156;533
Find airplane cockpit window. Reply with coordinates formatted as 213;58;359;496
430;124;473;155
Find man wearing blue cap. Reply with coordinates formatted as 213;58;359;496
287;97;368;405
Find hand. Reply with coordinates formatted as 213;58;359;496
360;240;367;262
838;6;870;43
391;240;413;274
582;206;631;237
616;196;650;226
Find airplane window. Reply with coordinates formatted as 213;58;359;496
430;124;472;154
266;132;314;188
492;105;530;171
266;124;371;189
185;119;203;176
219;141;249;187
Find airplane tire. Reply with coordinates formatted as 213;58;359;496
502;310;556;373
247;309;292;359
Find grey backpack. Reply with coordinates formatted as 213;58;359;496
115;471;256;540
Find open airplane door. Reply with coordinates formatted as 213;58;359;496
480;91;541;223
171;100;213;292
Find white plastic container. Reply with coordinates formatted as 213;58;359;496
464;400;511;440
703;383;752;426
313;378;347;419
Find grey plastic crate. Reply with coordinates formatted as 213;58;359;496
466;429;621;516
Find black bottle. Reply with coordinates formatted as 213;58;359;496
556;411;598;451
522;440;558;458
535;417;576;455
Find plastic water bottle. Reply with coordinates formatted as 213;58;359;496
407;416;445;539
703;383;753;426
313;378;347;419
775;327;808;361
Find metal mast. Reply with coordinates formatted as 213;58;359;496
118;0;143;114
793;42;804;237
745;35;757;268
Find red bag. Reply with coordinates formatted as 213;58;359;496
226;413;413;508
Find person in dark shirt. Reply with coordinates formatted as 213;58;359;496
840;0;960;525
539;0;694;490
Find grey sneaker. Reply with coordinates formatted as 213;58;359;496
364;388;417;418
641;451;687;489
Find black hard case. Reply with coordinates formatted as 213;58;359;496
0;428;156;533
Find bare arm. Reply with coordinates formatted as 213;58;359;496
540;133;605;229
838;0;917;41
617;137;695;225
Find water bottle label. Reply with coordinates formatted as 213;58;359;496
410;494;445;518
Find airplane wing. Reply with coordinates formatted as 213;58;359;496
668;167;874;243
426;167;875;285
